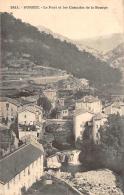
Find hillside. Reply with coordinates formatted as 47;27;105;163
105;42;124;67
1;12;121;88
105;42;124;82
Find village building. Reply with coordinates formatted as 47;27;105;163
43;89;58;108
0;97;34;125
56;107;69;119
43;89;57;102
20;95;41;105
57;98;65;107
18;105;43;125
103;101;124;116
75;96;102;114
0;142;44;195
73;108;107;143
73;109;94;141
18;105;44;141
79;78;89;88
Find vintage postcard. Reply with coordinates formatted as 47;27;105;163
0;0;124;195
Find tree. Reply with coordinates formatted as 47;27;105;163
50;107;58;118
10;117;19;139
78;114;124;173
37;96;52;114
99;114;124;173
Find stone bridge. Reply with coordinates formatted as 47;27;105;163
46;150;81;169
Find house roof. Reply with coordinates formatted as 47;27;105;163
0;143;43;184
104;101;124;109
44;89;57;93
0;97;32;107
76;96;100;104
20;95;40;103
18;105;42;115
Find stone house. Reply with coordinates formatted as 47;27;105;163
103;101;124;116
73;109;107;143
18;105;44;141
0;97;34;124
0;142;44;195
43;89;57;103
73;109;94;141
75;96;102;114
79;78;89;88
18;105;43;125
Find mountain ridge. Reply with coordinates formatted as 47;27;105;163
76;33;124;53
1;12;121;88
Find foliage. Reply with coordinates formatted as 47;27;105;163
79;114;124;173
10;117;19;139
50;108;58;118
99;114;124;173
37;96;52;113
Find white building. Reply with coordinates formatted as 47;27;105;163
73;109;108;143
43;89;57;103
0;97;34;124
0;142;44;195
79;78;89;88
75;96;102;114
56;107;69;119
18;105;43;125
18;105;44;141
43;89;58;108
73;109;94;141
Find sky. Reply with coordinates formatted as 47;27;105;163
0;0;124;40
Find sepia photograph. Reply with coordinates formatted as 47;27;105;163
0;0;124;194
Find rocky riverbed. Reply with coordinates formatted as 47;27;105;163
58;169;124;195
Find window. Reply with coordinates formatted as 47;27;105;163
6;103;9;110
24;114;26;118
28;168;30;175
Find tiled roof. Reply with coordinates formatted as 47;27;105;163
104;101;124;109
77;96;100;103
20;95;40;103
0;143;43;184
18;105;42;114
0;97;32;107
